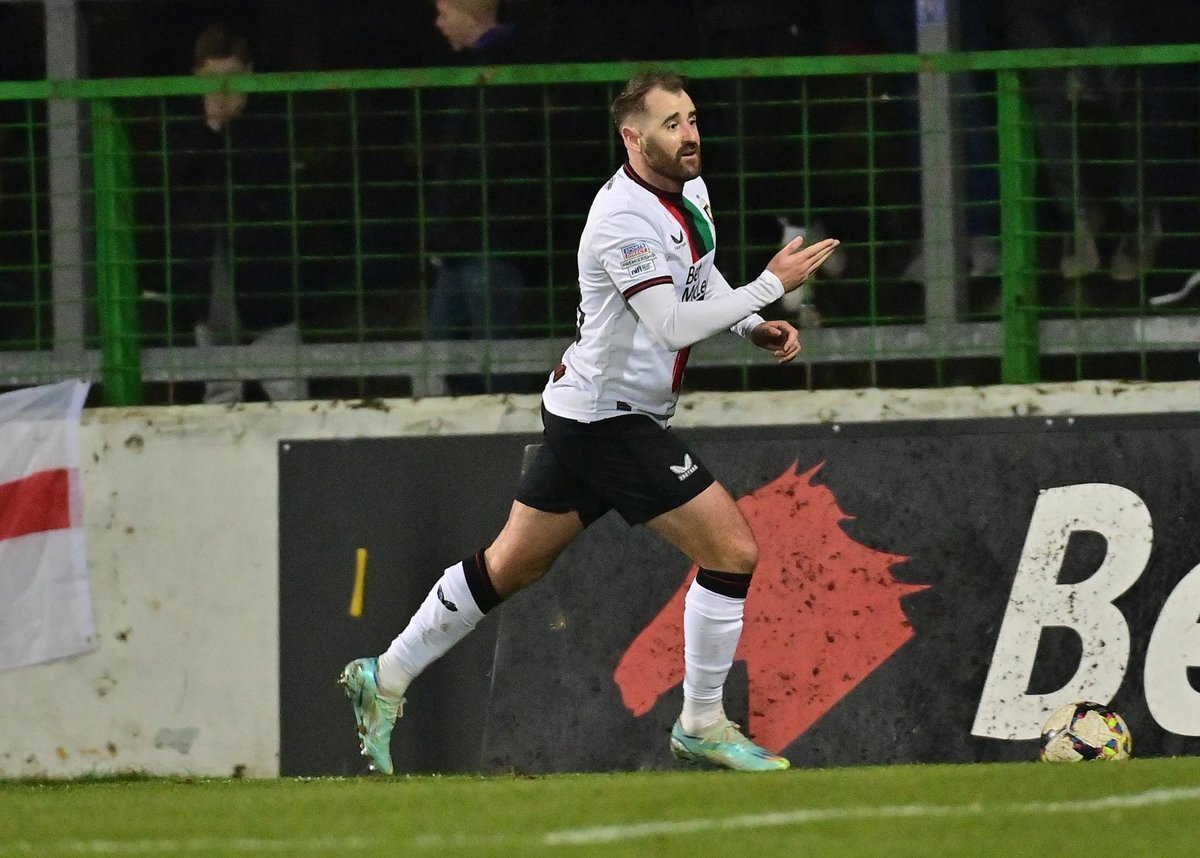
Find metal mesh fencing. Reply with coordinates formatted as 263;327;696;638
0;48;1196;404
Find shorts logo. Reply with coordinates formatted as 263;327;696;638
669;453;698;481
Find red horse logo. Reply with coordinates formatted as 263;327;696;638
614;462;927;753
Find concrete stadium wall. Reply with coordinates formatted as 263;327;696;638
0;381;1194;778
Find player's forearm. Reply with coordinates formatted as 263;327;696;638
705;266;767;337
629;270;784;351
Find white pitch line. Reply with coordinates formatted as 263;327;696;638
4;786;1200;853
541;785;1200;846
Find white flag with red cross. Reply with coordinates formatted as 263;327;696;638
0;380;96;672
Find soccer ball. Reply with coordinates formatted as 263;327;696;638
1039;702;1133;762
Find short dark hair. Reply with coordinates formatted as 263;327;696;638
610;69;689;129
192;23;252;68
436;0;500;18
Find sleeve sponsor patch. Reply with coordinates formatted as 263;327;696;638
622;255;656;274
621;241;651;260
620;241;656;273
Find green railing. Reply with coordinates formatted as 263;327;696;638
0;46;1197;404
91;99;142;406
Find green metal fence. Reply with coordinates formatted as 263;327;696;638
0;47;1197;404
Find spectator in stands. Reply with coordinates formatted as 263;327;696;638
0;124;5;256
423;0;543;393
166;23;308;403
1127;0;1200;306
691;0;838;328
868;0;1001;286
0;2;44;350
0;123;9;341
1003;0;1162;282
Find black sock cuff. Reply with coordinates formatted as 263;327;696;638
462;550;502;614
695;568;751;600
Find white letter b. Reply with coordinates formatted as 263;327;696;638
971;484;1151;740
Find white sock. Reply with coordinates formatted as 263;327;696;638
376;561;486;698
680;576;745;734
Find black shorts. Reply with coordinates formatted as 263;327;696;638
515;407;715;526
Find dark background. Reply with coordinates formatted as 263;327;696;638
3;1;1197;82
279;413;1200;775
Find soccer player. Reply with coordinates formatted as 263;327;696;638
340;69;840;774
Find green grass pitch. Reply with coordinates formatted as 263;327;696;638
2;757;1198;856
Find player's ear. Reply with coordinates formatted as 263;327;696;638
619;123;642;152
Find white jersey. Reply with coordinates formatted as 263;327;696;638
542;163;784;425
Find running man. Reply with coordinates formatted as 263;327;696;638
340;69;840;773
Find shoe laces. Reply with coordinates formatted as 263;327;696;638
374;694;403;720
699;718;754;746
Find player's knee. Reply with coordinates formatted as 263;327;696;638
736;535;759;575
484;546;553;598
720;532;758;576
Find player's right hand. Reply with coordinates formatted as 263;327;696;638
766;235;841;293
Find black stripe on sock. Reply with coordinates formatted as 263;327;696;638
695;568;751;600
462;550;503;614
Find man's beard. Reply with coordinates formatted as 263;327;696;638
643;136;701;184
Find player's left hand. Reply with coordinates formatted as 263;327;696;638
750;320;801;363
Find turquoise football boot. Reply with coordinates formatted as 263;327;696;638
670;718;790;772
339;657;404;775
